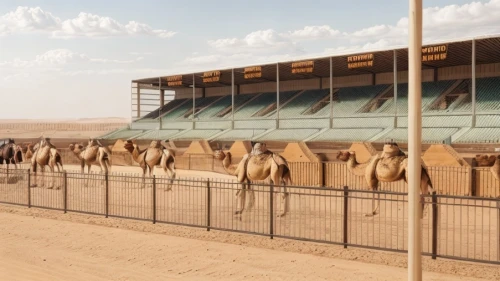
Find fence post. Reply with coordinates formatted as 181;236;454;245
27;169;31;208
343;186;349;248
105;172;109;218
270;183;274;239
206;179;211;231
63;171;67;213
432;192;438;259
152;175;156;224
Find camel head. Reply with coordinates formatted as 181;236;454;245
383;139;404;157
213;150;229;161
123;140;136;154
149;140;161;149
69;143;84;153
88;138;97;147
475;154;496;167
336;151;353;162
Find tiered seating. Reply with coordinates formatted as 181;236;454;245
454;77;500;112
278;89;330;118
376;128;460;143
332;84;388;116
195;94;254;119
233;91;299;119
137;98;189;122
311;128;385;142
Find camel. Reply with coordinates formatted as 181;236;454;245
123;140;176;189
25;137;64;189
0;139;24;169
474;154;500;182
69;138;112;187
213;142;292;218
336;140;434;218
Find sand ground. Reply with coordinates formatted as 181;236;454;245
0;206;498;281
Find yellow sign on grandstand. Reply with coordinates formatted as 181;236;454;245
244;66;262;79
203;71;221;83
291;60;314;74
347;54;374;69
422;44;448;62
166;75;183;87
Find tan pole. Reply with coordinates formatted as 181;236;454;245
408;0;423;280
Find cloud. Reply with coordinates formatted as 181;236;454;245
208;29;304;55
194;0;500;71
0;6;176;38
282;25;341;40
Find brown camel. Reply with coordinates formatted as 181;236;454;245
25;137;63;189
474;154;500;182
213;142;292;218
123;140;176;189
69;138;112;187
0;138;24;169
336;140;434;217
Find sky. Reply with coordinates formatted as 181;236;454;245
1;0;500;120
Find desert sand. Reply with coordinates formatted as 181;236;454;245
0;207;497;281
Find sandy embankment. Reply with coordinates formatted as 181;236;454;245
0;205;498;281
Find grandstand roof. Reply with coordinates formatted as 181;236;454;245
133;34;500;89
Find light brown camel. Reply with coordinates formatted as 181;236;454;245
25;137;64;189
69;138;112;187
213;142;292;218
474;154;500;182
123;140;176;189
336;141;434;218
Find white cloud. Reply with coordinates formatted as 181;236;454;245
283;25;340;40
0;6;60;35
0;6;176;38
196;0;500;71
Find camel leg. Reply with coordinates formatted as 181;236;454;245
364;192;380;217
46;164;55;189
271;165;290;218
246;180;255;210
99;158;108;187
234;182;247;216
31;162;38;188
165;160;176;191
419;170;434;219
140;166;147;189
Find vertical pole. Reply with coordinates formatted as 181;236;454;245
471;39;476;127
431;192;438;259
343;186;349;248
207;179;211;231
393;50;398;128
408;0;423;280
270;183;274;239
231;68;235;129
330;57;334;129
152;175;156;224
192;74;196;128
159;77;163;129
105;173;109;218
137;84;141;119
63;171;67;213
276;63;280;129
27;169;31;208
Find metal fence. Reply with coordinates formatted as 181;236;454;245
0;168;498;265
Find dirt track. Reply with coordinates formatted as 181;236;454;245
1;206;498;281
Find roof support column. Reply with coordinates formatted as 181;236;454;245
393;50;398;128
329;57;333;129
472;39;476;127
408;0;423;280
159;77;163;129
137;84;141;119
192;74;196;129
276;63;280;129
231;68;235;129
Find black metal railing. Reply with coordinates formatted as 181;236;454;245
0;168;498;265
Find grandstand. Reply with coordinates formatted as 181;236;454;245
101;35;500;148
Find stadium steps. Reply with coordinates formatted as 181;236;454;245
158;98;191;119
450;127;472;142
303;127;330;142
190;95;227;119
368;127;396;142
